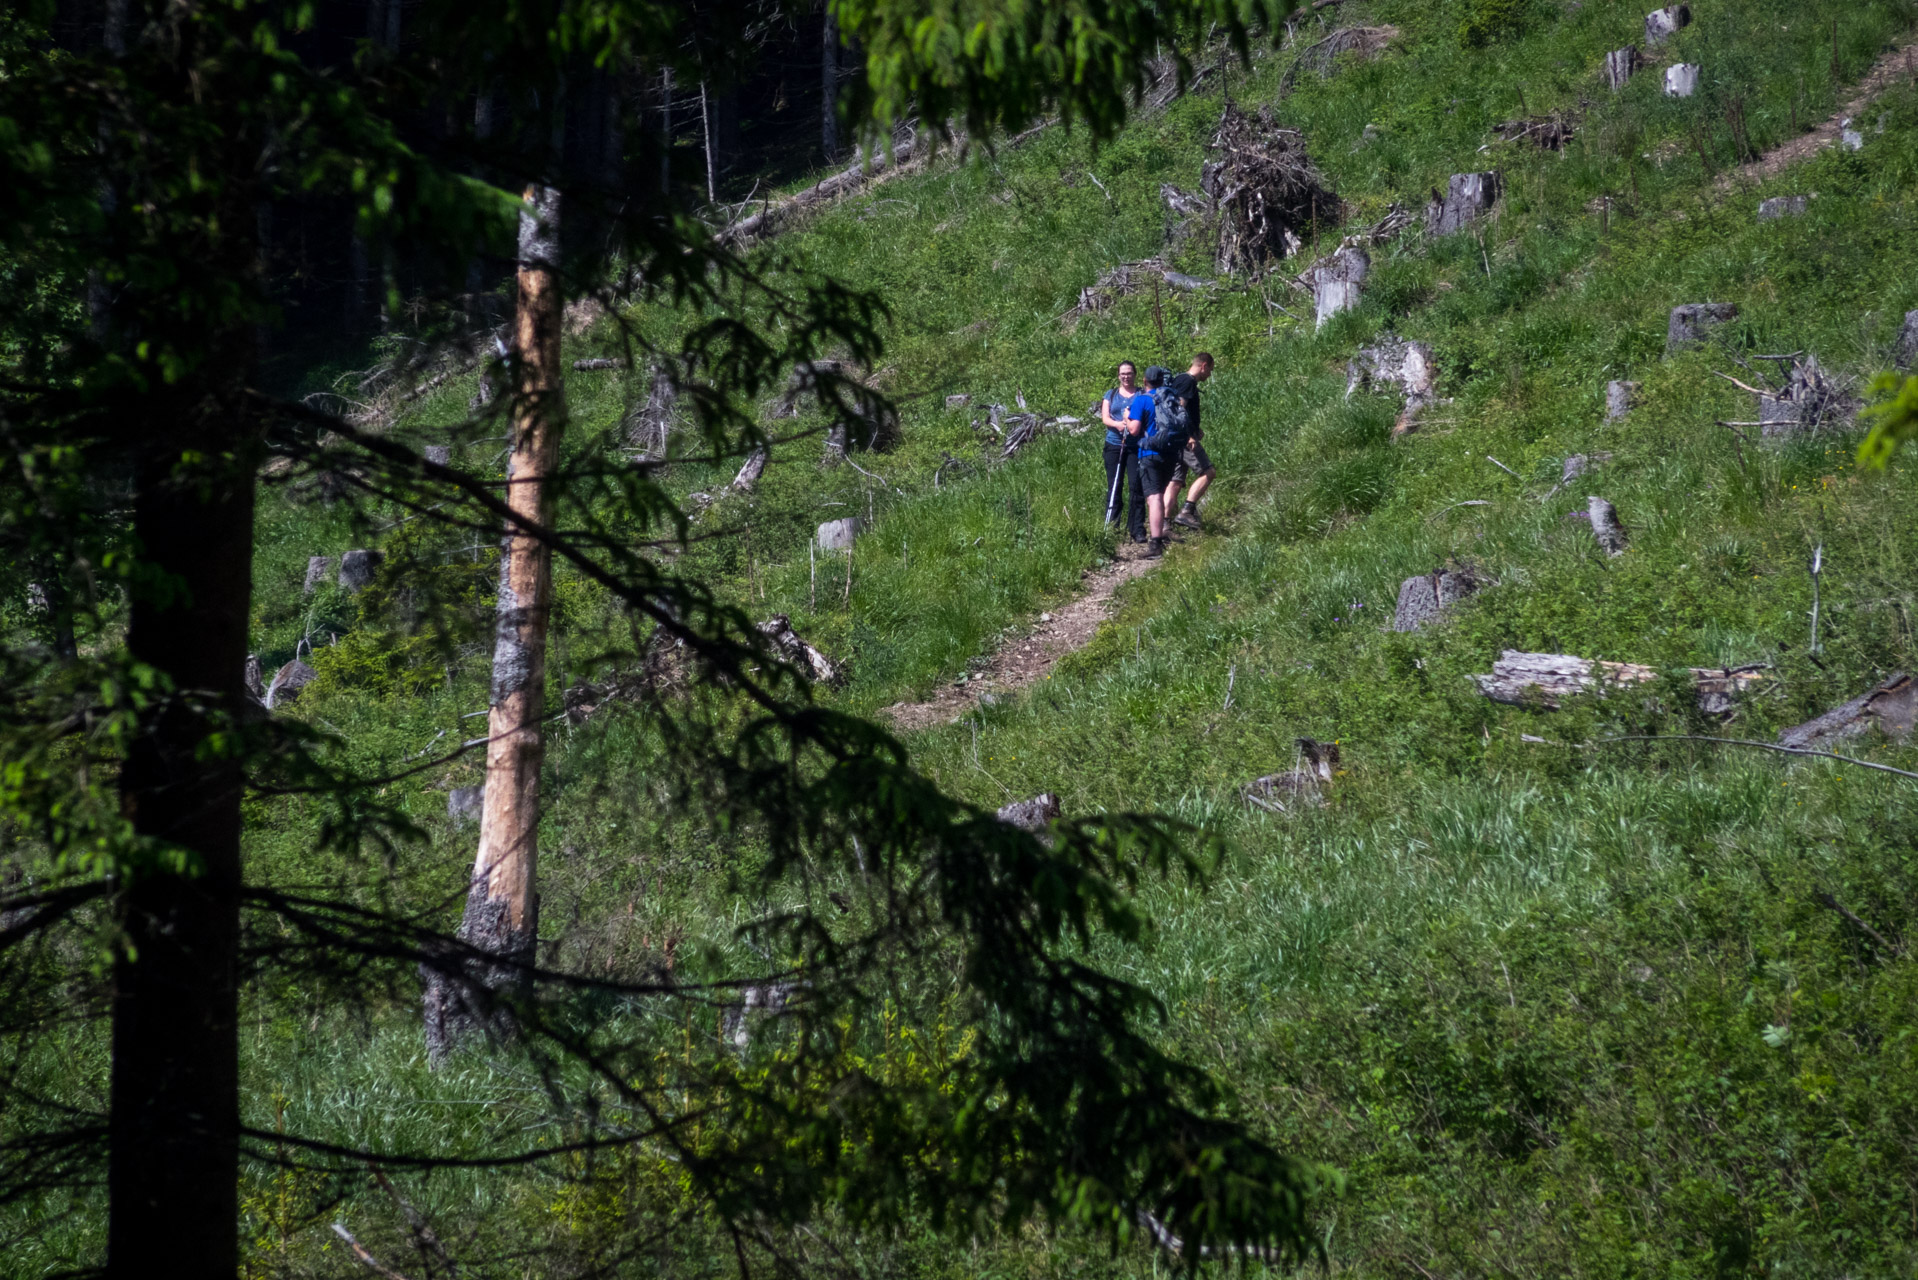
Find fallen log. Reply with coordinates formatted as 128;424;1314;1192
1473;650;1766;712
721;129;921;248
1779;673;1917;749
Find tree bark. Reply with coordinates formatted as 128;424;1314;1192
427;186;563;1063
822;7;841;162
109;401;256;1280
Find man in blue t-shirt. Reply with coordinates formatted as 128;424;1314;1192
1132;366;1171;558
1097;360;1147;542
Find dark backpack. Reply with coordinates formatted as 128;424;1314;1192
1141;386;1187;452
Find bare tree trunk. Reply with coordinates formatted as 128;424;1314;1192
659;66;674;194
109;398;256;1279
700;79;716;202
426;186;564;1063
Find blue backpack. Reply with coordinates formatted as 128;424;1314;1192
1141;386;1187;453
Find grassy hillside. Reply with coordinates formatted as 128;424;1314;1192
213;0;1918;1275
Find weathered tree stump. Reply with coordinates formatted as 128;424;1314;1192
264;658;317;709
338;548;383;592
1424;171;1501;236
423;444;453;466
303;555;333;595
1605;47;1640;91
1604;380;1639;422
730;447;769;492
1311;245;1369;329
815;517;861;552
1757;195;1808;221
1588;496;1629;556
1897;310;1918;369
945;393;972;409
243;654;266;705
1841;119;1865;151
995;793;1062;831
1644;5;1691;44
1779;673;1917;749
1244;739;1340;812
1666;302;1738;353
1392;567;1487;631
1473;650;1765;712
448;785;486;824
1558;452;1613;486
1346;333;1438;434
1663;63;1700;98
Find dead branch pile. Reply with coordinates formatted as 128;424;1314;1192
1204;105;1341;275
1491;111;1579;151
1244;738;1341;814
1061;258;1168;329
773;358;900;455
624;364;678;459
1280;26;1399;95
1752;354;1860;440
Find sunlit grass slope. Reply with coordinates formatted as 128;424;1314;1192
224;0;1918;1275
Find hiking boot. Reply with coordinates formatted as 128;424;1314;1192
1173;503;1202;530
1131;532;1149;544
1143;537;1166;559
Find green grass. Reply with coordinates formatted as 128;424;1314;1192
139;0;1918;1274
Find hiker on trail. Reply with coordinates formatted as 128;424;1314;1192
1161;352;1215;531
1098;360;1148;543
1132;366;1174;559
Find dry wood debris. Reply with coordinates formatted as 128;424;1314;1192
1204;104;1341;275
1473;650;1766;714
1780;673;1917;749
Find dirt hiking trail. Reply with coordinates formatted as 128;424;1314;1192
882;542;1164;732
1723;38;1918;188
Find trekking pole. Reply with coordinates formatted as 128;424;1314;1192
1103;452;1125;526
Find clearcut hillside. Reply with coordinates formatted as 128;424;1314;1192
233;0;1918;1275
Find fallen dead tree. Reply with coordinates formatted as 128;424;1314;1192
1061;258;1170;329
721;128;922;248
1473;650;1766;714
1491;111;1578;151
758;614;844;685
1780;673;1917;749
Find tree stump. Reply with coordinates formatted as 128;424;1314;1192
1757;355;1858;441
1604;380;1639;422
730;447;769;492
448;785;485;824
264;658;317;709
995;793;1061;831
1559;452;1613;485
1392;567;1487;631
1588;496;1629;556
1605;47;1640;91
1663;63;1700;98
303;555;333;595
945;393;972;409
1311;246;1369;329
338;548;383;592
1779;673;1917;749
423;444;453;466
1666;302;1738;353
1424;172;1501;236
1757;195;1808;221
1643;5;1691;44
243;654;266;705
815;517;861;552
1841;119;1865;151
1896;310;1918;369
1244;739;1340;812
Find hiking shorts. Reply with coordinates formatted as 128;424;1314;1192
1136;451;1173;493
1170;437;1213;485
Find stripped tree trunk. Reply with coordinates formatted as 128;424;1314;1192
426;187;564;1063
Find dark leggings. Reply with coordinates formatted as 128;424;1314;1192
1102;441;1147;539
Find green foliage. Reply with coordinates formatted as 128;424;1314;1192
1858;371;1918;467
1456;0;1534;49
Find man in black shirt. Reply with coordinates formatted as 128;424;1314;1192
1162;352;1214;530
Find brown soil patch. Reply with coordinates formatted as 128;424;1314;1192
881;542;1164;732
1722;39;1918;188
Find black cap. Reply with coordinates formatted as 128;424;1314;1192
1143;365;1167;386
